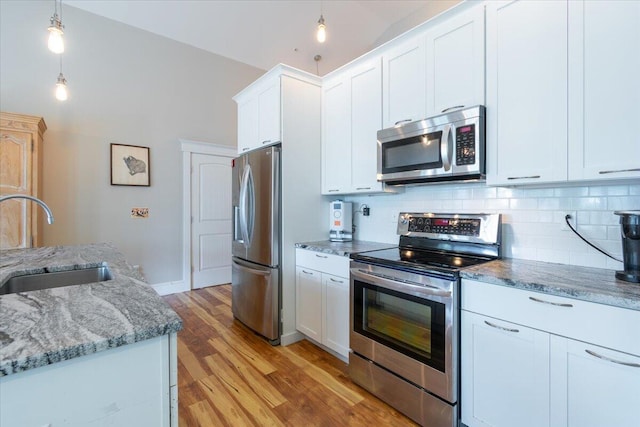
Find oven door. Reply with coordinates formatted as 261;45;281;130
350;262;457;404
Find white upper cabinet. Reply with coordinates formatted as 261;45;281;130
486;0;569;186
567;0;640;181
322;76;351;194
382;36;427;128
235;76;281;154
425;4;485;117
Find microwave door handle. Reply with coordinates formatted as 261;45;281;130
440;124;454;172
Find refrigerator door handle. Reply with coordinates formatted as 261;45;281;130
233;205;243;242
238;165;251;246
245;164;255;245
232;258;271;276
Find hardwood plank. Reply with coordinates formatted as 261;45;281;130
188;399;226;427
199;374;256;427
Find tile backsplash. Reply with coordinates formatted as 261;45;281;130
347;182;640;271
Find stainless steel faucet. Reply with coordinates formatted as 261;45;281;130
0;194;55;224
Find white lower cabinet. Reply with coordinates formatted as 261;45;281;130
295;248;350;359
461;279;640;427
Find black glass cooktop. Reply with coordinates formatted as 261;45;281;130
351;247;493;275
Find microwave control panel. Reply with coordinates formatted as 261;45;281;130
455;124;476;166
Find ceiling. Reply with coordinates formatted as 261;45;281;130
65;0;460;76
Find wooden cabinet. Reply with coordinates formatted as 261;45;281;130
295;248;350;359
425;4;485;117
567;0;640;181
322;58;397;195
461;278;640;427
381;36;427;129
0;112;46;249
235;77;281;154
486;0;568;186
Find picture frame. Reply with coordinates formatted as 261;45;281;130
110;143;150;186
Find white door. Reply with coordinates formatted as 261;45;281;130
191;153;232;289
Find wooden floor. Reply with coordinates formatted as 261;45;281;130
164;285;417;427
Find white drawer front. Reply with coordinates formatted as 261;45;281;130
295;248;350;277
462;279;640;356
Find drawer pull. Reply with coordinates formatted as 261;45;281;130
329;278;344;283
529;296;573;308
585;349;640;368
315;254;328;259
507;175;541;180
484;320;519;333
598;168;640;175
302;270;314;275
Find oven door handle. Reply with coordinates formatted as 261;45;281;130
350;268;452;298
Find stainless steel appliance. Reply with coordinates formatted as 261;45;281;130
615;210;640;283
377;105;485;185
349;212;502;427
232;144;281;345
329;200;353;242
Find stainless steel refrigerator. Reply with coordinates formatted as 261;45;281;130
231;144;281;345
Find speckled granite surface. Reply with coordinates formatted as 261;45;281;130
295;240;397;257
461;258;640;311
0;243;183;376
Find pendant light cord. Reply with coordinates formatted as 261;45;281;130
564;215;622;262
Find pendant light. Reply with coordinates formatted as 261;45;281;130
48;0;64;54
55;56;68;101
316;1;326;43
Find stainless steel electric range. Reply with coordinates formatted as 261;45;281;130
349;212;502;427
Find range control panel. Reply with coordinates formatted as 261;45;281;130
397;212;502;244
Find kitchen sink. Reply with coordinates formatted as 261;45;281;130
0;266;113;295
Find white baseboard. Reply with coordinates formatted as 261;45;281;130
280;330;304;346
151;280;190;296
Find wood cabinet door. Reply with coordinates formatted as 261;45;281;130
0;129;32;249
461;310;550;427
568;0;640;181
486;0;568;186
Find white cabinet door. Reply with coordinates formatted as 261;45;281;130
350;59;384;193
296;266;323;342
237;97;258;154
321;76;351;194
382;36;427;128
461;310;550;427
550;335;640;427
568;0;640;181
425;4;485;117
322;273;349;357
258;80;281;146
486;0;568;186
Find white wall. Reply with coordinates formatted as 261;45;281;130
0;1;264;284
348;182;640;271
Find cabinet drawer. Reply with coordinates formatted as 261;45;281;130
462;279;640;356
295;248;350;277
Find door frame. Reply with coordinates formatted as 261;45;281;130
181;139;237;292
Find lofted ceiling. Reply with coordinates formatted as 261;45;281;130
65;0;461;76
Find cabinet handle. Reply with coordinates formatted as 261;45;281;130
261;140;271;145
329;278;344;283
484;320;519;333
315;254;328;259
507;175;541;180
327;189;340;192
585;349;640;368
441;105;465;113
528;296;573;308
356;187;371;190
242;147;250;152
599;168;640;175
394;119;412;126
302;270;314;275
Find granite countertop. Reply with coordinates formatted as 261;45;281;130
0;243;183;377
461;258;640;311
295;240;397;257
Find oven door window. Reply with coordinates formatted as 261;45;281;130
353;280;446;372
381;131;443;174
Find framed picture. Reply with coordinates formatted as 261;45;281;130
110;143;150;186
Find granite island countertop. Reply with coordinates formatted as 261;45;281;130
295;240;397;257
461;258;640;311
0;243;183;376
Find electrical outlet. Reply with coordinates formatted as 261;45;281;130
561;211;577;231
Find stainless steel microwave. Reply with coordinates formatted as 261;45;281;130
377;105;485;185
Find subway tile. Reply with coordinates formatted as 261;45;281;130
554;186;589;197
538;198;561;210
536;249;570;264
509;198;538;210
522;188;555;198
608;196;640;211
588;185;628;196
569;197;607;210
629;185;640;195
496;187;522;198
575;224;608;240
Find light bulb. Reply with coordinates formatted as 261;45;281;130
316;15;326;43
55;73;68;101
48;14;64;53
